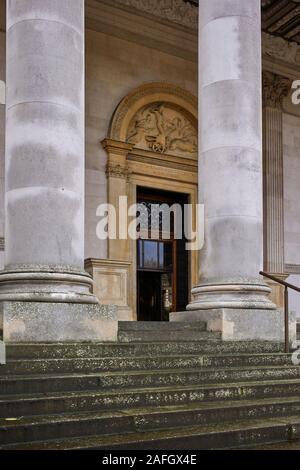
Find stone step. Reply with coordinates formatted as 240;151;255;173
118;321;207;331
2;416;300;450
1;379;300;418
5;341;284;360
0;353;293;376
1;397;300;446
1;366;299;395
118;330;221;343
249;440;300;450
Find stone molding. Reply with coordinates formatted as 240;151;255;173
262;71;291;109
262;32;300;67
188;281;276;311
285;264;300;275
85;0;197;63
112;0;198;30
106;163;129;180
0;266;97;304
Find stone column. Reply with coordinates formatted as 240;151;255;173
0;16;5;271
172;0;290;341
0;0;117;342
262;72;290;310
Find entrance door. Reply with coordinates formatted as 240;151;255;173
137;272;162;322
136;188;189;321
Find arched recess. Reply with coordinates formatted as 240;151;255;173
87;83;198;321
108;82;198;148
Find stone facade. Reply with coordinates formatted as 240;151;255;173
0;0;299;341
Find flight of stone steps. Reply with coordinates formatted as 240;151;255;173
1;321;300;450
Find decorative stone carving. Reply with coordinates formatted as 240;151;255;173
0;237;4;251
262;32;300;66
114;0;198;30
263;71;291;109
106;163;129;180
109;83;197;142
127;102;197;156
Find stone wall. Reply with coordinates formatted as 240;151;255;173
84;28;197;260
283;112;300;318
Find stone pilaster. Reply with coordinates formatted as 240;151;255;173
102;139;132;262
262;72;291;310
0;0;117;342
171;0;293;342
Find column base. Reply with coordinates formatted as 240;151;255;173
187;279;276;311
0;266;99;304
170;308;297;343
0;301;118;342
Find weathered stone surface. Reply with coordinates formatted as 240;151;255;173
118;321;211;342
5;339;284;360
0;0;119;342
171;309;297;342
0;329;299;449
1;301;117;342
0;353;293;376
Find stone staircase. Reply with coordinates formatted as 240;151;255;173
1;322;300;449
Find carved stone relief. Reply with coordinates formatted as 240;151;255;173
113;0;198;30
126;102;197;157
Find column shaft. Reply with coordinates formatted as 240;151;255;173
178;0;291;341
188;0;273;309
0;1;117;342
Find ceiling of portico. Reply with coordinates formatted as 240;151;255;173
185;0;300;45
261;0;300;45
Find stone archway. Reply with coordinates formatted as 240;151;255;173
108;82;197;144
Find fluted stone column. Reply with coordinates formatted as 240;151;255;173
0;0;117;342
172;0;292;341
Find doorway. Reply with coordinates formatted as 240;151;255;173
136;188;189;321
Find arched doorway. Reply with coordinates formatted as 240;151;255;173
95;83;199;321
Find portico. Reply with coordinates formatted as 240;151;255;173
1;0;300;452
0;0;299;343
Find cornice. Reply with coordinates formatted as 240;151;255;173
262;32;300;69
102;139;133;155
113;0;198;31
85;0;197;62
